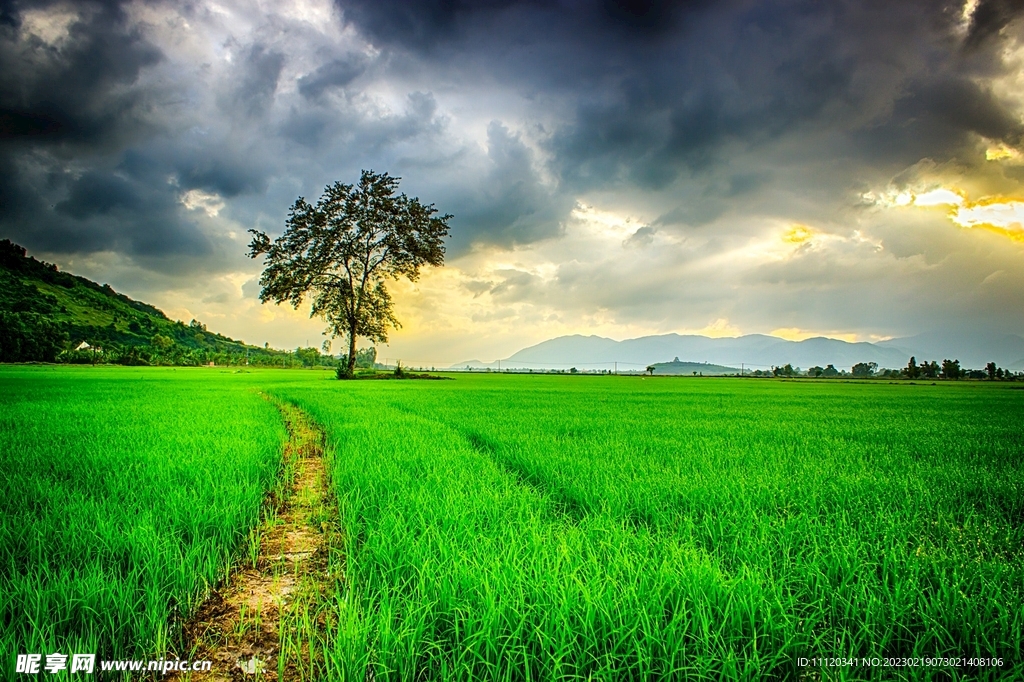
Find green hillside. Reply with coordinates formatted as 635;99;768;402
0;239;299;365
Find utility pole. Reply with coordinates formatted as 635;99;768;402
741;363;744;376
614;361;617;375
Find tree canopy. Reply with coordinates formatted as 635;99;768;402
248;170;451;377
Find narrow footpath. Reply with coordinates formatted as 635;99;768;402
168;399;340;681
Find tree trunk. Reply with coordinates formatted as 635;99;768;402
344;327;357;378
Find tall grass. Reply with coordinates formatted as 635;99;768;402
0;366;289;666
276;375;1023;680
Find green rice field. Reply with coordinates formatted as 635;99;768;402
2;366;1022;679
0;367;287;665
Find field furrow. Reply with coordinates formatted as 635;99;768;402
169;398;341;681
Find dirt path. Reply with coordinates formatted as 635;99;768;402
168;399;340;681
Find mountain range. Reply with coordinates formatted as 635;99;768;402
454;331;1024;372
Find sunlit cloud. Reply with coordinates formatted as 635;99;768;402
570;202;648;242
951;199;1024;241
866;185;1024;242
985;145;1021;162
19;5;80;45
861;187;965;208
180;189;226;217
914;188;966;207
782;224;815;244
959;0;980;32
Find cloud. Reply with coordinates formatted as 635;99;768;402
0;1;162;147
624;225;656;247
444;121;571;250
0;0;1023;361
227;43;285;118
297;52;368;99
964;0;1024;50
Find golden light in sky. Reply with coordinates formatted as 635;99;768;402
782;224;814;244
868;186;1024;243
985;145;1020;161
951;199;1024;242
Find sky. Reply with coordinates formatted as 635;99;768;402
2;0;1024;365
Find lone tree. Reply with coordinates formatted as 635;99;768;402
248;170;451;378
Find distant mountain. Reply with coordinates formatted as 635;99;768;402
0;239;288;364
459;330;1023;372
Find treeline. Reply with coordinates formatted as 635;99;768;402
755;357;1020;380
9;330;379;369
59;343;322;368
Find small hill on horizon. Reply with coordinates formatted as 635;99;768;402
648;359;741;375
0;239;290;364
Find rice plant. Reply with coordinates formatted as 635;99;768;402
274;375;1023;680
0;366;289;668
4;367;1021;680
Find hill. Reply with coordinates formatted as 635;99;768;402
648;359;741;375
0;239;292;365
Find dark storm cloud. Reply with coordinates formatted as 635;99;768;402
297;52;368;100
3;158;211;259
167;145;271;198
543;2;906;190
334;0;1024;197
55;171;142;218
1;0;1023;335
338;0;714;51
0;1;280;268
965;0;1024;49
848;73;1024;170
0;0;19;28
229;43;285;118
445;121;572;251
0;0;161;146
0;0;184;262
